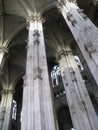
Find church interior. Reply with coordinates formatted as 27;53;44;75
0;0;98;130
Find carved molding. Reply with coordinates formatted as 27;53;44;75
33;67;43;80
66;50;73;55
84;42;97;57
1;89;15;95
69;67;77;82
57;49;73;60
26;14;45;29
77;8;87;20
57;0;77;11
33;30;40;37
67;12;77;26
27;14;45;23
62;70;68;86
57;50;67;60
57;0;66;11
33;30;40;46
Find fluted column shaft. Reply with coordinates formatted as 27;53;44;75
57;48;98;130
21;15;56;130
58;1;98;86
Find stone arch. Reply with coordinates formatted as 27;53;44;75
4;23;26;48
41;1;57;16
15;0;32;16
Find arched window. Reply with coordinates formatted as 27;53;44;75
12;100;17;120
51;65;62;87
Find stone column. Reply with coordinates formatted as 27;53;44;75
57;49;98;130
0;89;14;130
67;47;98;129
21;15;56;130
57;0;98;86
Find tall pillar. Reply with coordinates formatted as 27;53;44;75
21;15;56;130
0;89;14;130
57;0;98;86
57;48;98;130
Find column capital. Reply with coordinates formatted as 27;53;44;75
57;49;66;60
57;0;66;11
26;14;45;23
1;89;15;95
26;14;45;29
57;49;73;61
0;46;8;54
66;50;73;55
57;0;77;11
57;49;70;61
